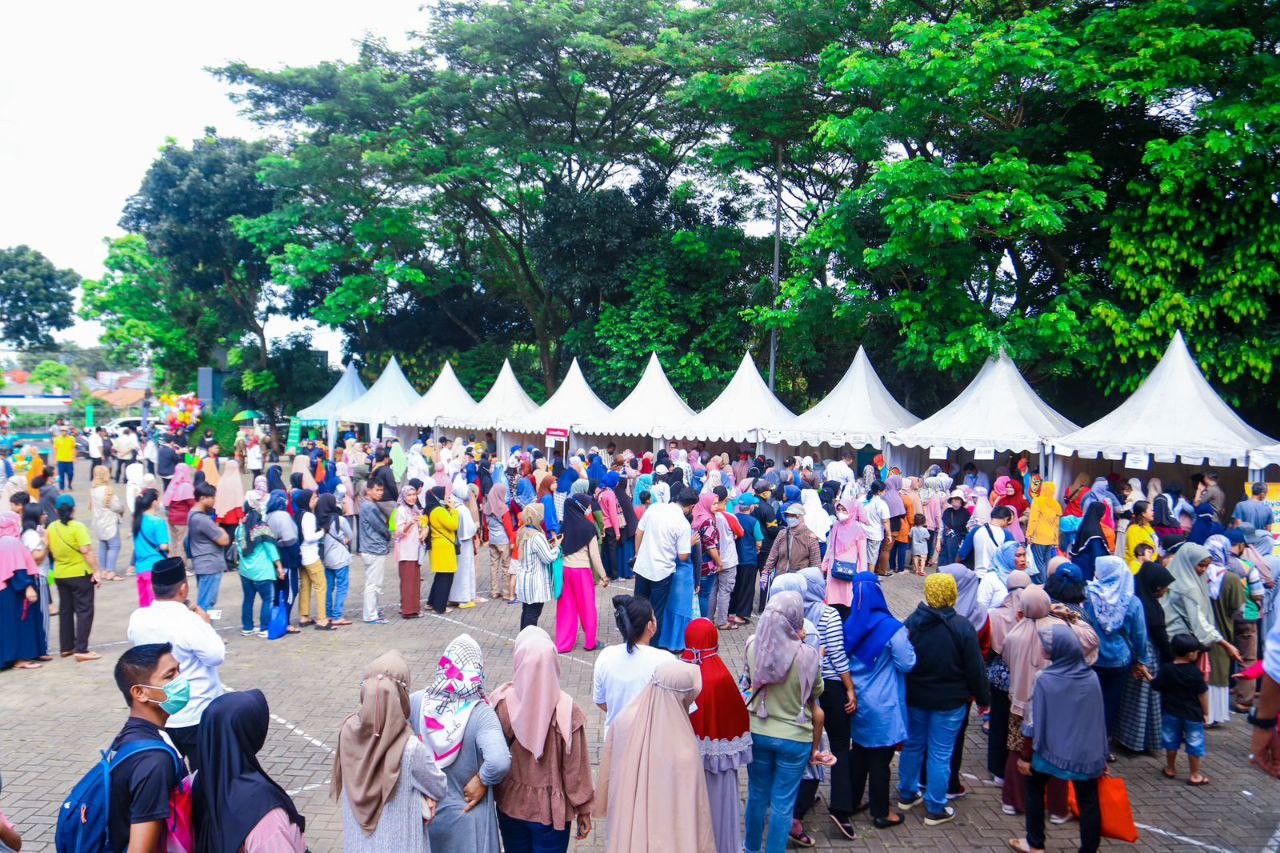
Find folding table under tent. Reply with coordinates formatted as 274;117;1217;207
435;359;540;458
294;362;367;451
767;346;919;456
1050;331;1277;489
505;358;614;452
887;350;1078;473
332;355;421;442
662;351;796;453
572;352;695;452
385;361;479;431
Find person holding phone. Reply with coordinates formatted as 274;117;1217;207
513;503;558;631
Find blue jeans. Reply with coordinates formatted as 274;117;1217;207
745;733;811;853
1161;714;1206;757
1029;544;1057;580
697;571;717;620
240;576;274;631
98;532;121;574
618;537;634;579
897;705;968;814
57;460;75;489
195;572;222;611
497;810;571;853
325;565;350;620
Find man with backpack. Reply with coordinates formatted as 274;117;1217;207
957;503;1012;573
126;557;226;773
57;643;187;852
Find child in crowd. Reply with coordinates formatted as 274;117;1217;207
1150;632;1209;784
910;513;929;576
1131;542;1155;572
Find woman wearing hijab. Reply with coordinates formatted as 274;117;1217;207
335;651;448;852
1202;535;1247;725
991;476;1027;544
406;443;431;485
834;574;914;836
0;510;44;670
556;491;608;653
1115;561;1177;753
1082;555;1150;746
611;471;638;580
213;459;246;533
424;486;461;615
1008;625;1108;853
999;586;1098;815
491;626;594;851
287;453;315;490
316;492;354;626
822;498;867;618
447;483;480;609
595;471;623;580
1062;473;1091;518
596;659;713;853
799;489;832;545
200;445;223;487
1188;500;1225;545
985;570;1032;781
513;503;559;630
536;475;560;535
682;619;752;853
990;540;1028;585
392;481;425;618
1025;480;1061;576
1123;500;1158;573
881;475;908;572
194;690;306;852
743;591;822;853
410;635;511;852
1068;502;1110;581
483;482;517;602
1161;542;1243;695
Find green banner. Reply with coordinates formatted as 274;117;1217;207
85;405;95;429
285;417;302;454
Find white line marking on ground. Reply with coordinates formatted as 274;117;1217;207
1135;823;1236;853
287;779;332;797
1265;819;1280;853
93;624;241;651
421;605;595;668
225;683;335;754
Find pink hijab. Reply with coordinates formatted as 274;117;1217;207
824;498;867;566
489;626;575;760
0;510;36;592
163;463;195;506
968;486;993;528
692;492;716;530
213;460;246;518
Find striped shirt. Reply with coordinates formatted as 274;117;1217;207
818;606;851;681
514;532;559;605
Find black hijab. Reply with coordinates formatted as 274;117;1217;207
1070;502;1107;555
289;472;304;490
614;478;638;534
560;493;597;556
314;493;342;533
1135;561;1176;662
424;485;448;514
265;464;286;494
193;690;304;853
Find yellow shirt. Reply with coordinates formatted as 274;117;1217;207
53;434;77;463
428;506;460;574
48;520;92;578
1125;522;1158;573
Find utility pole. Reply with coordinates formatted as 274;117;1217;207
769;140;781;391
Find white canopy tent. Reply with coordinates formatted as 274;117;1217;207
663;351;796;445
385;362;478;428
574;352;694;441
296;362;367;422
1052;332;1276;468
768;346;918;448
435;359;540;457
889;351;1078;461
506;358;613;439
333;356;420;437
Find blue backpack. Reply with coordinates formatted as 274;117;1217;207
55;739;184;853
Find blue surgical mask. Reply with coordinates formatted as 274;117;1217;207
142;676;191;715
785;515;801;527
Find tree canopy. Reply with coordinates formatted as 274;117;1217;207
0;245;77;349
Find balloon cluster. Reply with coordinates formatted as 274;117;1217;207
159;393;203;434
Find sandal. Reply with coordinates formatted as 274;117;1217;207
298;619;315;627
13;661;41;669
1161;768;1177;779
717;622;736;631
333;618;353;626
1187;775;1211;786
873;814;904;829
829;814;857;840
285;626;302;634
1008;840;1042;853
788;830;815;848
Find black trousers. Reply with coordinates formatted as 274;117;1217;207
848;742;895;820
730;561;757;619
520;602;544;630
794;778;819;820
989;686;1011;778
1026;771;1100;852
166;723;200;776
819;679;855;816
55;575;95;654
602;530;618;580
427;572;452;614
633;574;672;648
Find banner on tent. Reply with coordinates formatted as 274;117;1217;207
1124;453;1150;470
974;447;995;460
1262;484;1280;555
929;446;947;459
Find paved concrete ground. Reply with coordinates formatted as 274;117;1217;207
2;464;1277;851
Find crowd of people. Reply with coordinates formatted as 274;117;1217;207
2;432;1279;852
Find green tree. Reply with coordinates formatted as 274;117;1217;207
30;359;71;392
223;332;339;444
0;245;78;348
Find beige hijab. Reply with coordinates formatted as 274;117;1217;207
332;651;413;832
595;661;715;853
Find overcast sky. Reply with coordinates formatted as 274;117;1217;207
0;1;428;363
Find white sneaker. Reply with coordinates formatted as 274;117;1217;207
1002;804;1018;815
1049;813;1072;825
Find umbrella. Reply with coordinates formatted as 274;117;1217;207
232;410;265;421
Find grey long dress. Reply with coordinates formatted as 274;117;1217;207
341;736;447;853
410;692;512;853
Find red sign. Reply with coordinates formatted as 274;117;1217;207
545;427;569;439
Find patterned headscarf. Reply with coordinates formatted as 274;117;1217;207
924;573;958;608
421;634;486;769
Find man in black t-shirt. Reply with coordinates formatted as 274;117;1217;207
108;643;187;852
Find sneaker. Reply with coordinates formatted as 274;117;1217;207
1049;813;1071;825
897;793;923;811
458;602;476;609
923;806;956;826
1002;804;1018;815
363;618;389;625
240;630;255;637
256;630;270;638
947;786;967;800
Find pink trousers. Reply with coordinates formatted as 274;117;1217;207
136;573;154;608
555;566;597;652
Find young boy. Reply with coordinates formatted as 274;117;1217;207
1132;542;1156;568
910;513;930;576
1150;632;1210;784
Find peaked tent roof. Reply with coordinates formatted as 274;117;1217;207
333;356;420;426
385;362;478;427
575;352;695;437
769;346;919;446
437;359;540;432
296;363;367;422
506;358;613;433
664;351;796;443
1052;332;1275;466
890;351;1077;453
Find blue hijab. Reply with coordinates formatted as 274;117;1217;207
843;573;903;668
633;474;654;505
587;454;607;483
600;471;620;490
990;540;1021;585
541;493;560;533
266;489;288;514
515;478;536;508
316;461;338;495
557;468;579;495
1188;501;1224;545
